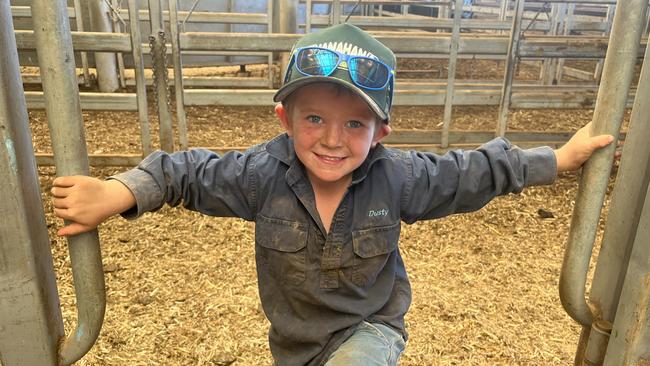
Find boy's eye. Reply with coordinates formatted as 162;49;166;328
306;115;322;124
347;120;363;129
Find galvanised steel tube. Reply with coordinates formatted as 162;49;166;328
168;0;188;150
580;26;650;365
30;0;106;365
559;0;648;328
88;0;119;92
602;181;650;365
126;0;152;156
0;1;64;364
148;0;174;153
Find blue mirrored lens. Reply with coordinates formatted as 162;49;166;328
296;48;339;76
349;57;389;89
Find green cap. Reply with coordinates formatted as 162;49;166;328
273;23;396;122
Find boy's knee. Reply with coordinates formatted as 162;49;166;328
325;322;405;366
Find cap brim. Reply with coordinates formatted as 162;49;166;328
273;76;389;122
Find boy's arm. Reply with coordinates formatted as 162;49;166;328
51;176;136;236
400;123;614;223
52;148;256;237
109;148;255;219
554;122;615;173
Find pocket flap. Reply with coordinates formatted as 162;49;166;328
256;215;308;252
352;222;401;258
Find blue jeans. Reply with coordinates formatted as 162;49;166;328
325;321;406;366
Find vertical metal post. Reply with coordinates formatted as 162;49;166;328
266;0;275;88
225;0;233;64
540;3;565;85
495;0;524;137
167;0;188;150
574;25;650;365
111;0;127;88
72;0;91;87
438;3;449;20
274;0;298;83
643;5;650;37
441;0;464;148
602;186;650;365
148;0;174;152
555;3;574;84
0;1;64;364
594;5;615;83
88;0;120;92
559;0;647;330
305;0;312;33
332;0;341;25
127;0;152;156
30;0;107;364
499;0;508;20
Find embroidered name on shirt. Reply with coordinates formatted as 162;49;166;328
368;209;389;217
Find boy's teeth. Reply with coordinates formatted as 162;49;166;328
321;155;342;161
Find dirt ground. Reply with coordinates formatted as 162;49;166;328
25;56;626;365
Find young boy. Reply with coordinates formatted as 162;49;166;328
51;24;613;366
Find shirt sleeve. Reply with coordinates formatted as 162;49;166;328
400;138;557;223
109;148;256;221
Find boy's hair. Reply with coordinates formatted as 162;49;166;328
273;23;396;123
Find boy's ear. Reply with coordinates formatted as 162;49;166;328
371;123;391;147
275;104;293;137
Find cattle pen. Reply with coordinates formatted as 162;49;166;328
1;0;649;365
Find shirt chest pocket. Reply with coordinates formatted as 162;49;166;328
351;222;401;288
255;215;308;286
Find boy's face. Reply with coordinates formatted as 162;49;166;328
275;83;391;188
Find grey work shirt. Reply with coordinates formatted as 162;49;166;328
112;133;557;366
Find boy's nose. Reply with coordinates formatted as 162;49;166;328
321;123;343;148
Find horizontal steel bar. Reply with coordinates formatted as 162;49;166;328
25;92;137;110
10;5;75;18
10;7;269;24
15;30;131;52
183;88;635;108
123;76;271;88
14;30;646;59
309;15;608;32
117;9;268;24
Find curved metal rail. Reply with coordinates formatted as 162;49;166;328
30;0;106;364
558;0;648;327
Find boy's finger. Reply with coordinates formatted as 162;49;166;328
591;135;614;148
53;207;73;221
52;198;68;209
57;223;87;237
50;186;71;198
57;222;96;236
52;176;76;188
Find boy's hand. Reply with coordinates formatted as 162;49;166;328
51;176;136;237
554;122;615;173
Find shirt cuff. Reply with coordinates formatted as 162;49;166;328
525;146;558;186
108;169;164;219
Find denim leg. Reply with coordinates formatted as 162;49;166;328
325;321;406;366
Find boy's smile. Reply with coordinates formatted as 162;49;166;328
276;83;390;189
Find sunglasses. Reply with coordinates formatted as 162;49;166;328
286;46;395;91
